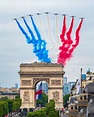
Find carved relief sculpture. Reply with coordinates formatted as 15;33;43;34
23;91;30;102
21;80;31;86
51;80;61;86
52;91;59;101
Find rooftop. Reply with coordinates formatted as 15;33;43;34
20;62;64;67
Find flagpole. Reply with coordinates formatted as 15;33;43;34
81;68;82;93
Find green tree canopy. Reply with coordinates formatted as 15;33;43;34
48;110;59;117
0;96;8;101
36;92;48;107
27;100;59;117
45;99;59;117
0;103;3;117
27;108;46;117
0;95;21;116
0;101;8;116
15;94;20;99
63;94;70;108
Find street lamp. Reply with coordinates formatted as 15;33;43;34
81;68;82;93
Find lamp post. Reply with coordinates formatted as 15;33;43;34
81;68;82;93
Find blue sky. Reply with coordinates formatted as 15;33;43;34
0;0;94;88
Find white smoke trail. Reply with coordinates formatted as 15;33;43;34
37;14;46;40
55;14;59;43
46;13;53;43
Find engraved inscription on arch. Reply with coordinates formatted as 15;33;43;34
51;80;61;86
21;80;31;86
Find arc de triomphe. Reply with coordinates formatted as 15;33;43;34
19;62;65;110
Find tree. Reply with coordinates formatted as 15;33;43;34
12;101;19;111
42;92;48;105
36;92;48;107
2;101;9;115
63;94;70;108
0;95;21;115
48;110;59;117
27;108;46;117
27;112;35;117
0;96;8;101
27;100;59;117
0;102;4;117
45;99;55;112
15;94;20;99
0;101;8;116
7;99;14;112
45;99;59;117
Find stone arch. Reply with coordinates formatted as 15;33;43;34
33;78;49;87
19;62;65;110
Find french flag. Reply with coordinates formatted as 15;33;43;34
35;82;42;100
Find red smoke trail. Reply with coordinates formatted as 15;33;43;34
66;17;74;42
72;19;83;47
60;16;67;42
57;17;83;66
59;16;67;51
67;19;83;58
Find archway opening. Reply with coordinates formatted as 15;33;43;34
35;81;48;108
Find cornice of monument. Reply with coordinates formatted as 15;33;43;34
19;62;64;67
19;74;63;78
19;71;64;75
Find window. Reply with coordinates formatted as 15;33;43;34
89;77;92;80
80;96;82;100
75;106;77;109
84;95;86;100
71;106;73;110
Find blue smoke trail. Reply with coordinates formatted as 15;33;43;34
22;18;36;43
29;16;51;62
15;20;31;43
30;16;41;40
15;18;51;63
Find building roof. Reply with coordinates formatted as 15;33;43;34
84;82;94;93
69;96;77;103
0;91;19;95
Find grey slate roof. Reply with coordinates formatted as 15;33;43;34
84;82;94;93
